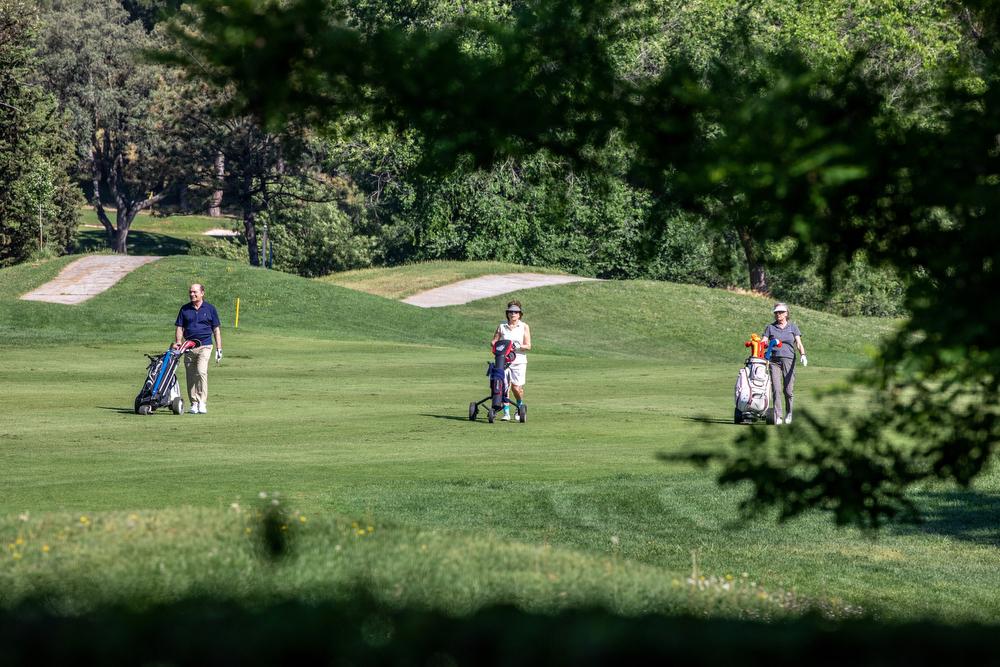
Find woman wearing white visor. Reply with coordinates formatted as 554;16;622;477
491;300;532;421
761;302;807;425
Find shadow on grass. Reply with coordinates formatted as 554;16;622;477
681;416;741;425
75;230;191;256
892;490;1000;546
420;413;478;422
96;406;136;414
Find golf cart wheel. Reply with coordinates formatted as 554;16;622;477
468;402;478;421
171;397;184;415
766;407;776;425
487;407;496;423
137;404;152;416
734;408;742;424
517;403;527;424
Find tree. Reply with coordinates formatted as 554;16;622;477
159;68;325;266
34;0;180;254
0;0;80;266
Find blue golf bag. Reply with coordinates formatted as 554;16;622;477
134;340;199;415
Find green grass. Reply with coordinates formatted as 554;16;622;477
75;208;235;256
320;260;567;299
0;256;997;623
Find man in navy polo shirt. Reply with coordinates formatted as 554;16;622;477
174;283;222;414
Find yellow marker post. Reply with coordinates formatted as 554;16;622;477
235;298;240;329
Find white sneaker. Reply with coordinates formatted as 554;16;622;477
514;411;522;422
785;413;793;424
189;402;200;414
774;416;781;426
198;403;208;414
501;411;510;421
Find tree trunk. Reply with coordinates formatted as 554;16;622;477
209;152;224;216
737;224;768;294
113;204;139;255
90;145;114;244
243;206;259;266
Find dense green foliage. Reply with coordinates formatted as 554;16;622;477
33;0;180;253
161;0;970;313
0;0;80;266
1;0;962;315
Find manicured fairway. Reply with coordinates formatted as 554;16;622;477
1;256;997;622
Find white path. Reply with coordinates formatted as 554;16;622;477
20;255;161;305
402;273;600;307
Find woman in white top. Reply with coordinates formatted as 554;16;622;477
490;300;532;421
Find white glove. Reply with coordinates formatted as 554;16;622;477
800;354;808;366
215;348;223;363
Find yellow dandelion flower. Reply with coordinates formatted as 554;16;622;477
15;537;24;546
244;527;252;535
725;574;734;581
351;521;359;529
355;529;366;536
12;553;21;561
79;516;90;525
366;526;374;533
41;545;50;554
299;516;307;523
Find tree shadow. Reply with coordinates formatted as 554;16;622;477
75;230;192;256
891;490;1000;546
419;413;479;422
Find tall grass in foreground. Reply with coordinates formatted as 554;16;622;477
0;505;861;621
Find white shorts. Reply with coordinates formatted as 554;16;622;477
506;363;527;386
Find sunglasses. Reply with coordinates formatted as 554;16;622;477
506;310;521;315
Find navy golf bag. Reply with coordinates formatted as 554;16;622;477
134;340;199;415
468;339;526;423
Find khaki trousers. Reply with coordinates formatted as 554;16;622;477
183;345;213;404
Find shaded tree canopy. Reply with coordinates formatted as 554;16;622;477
169;0;998;527
0;0;80;266
34;0;185;253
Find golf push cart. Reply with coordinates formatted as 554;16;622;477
469;339;526;424
134;339;199;415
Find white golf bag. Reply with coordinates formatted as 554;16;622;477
734;357;775;424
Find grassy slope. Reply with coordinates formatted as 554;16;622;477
320;260;567;299
0;257;996;622
75;209;235;256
